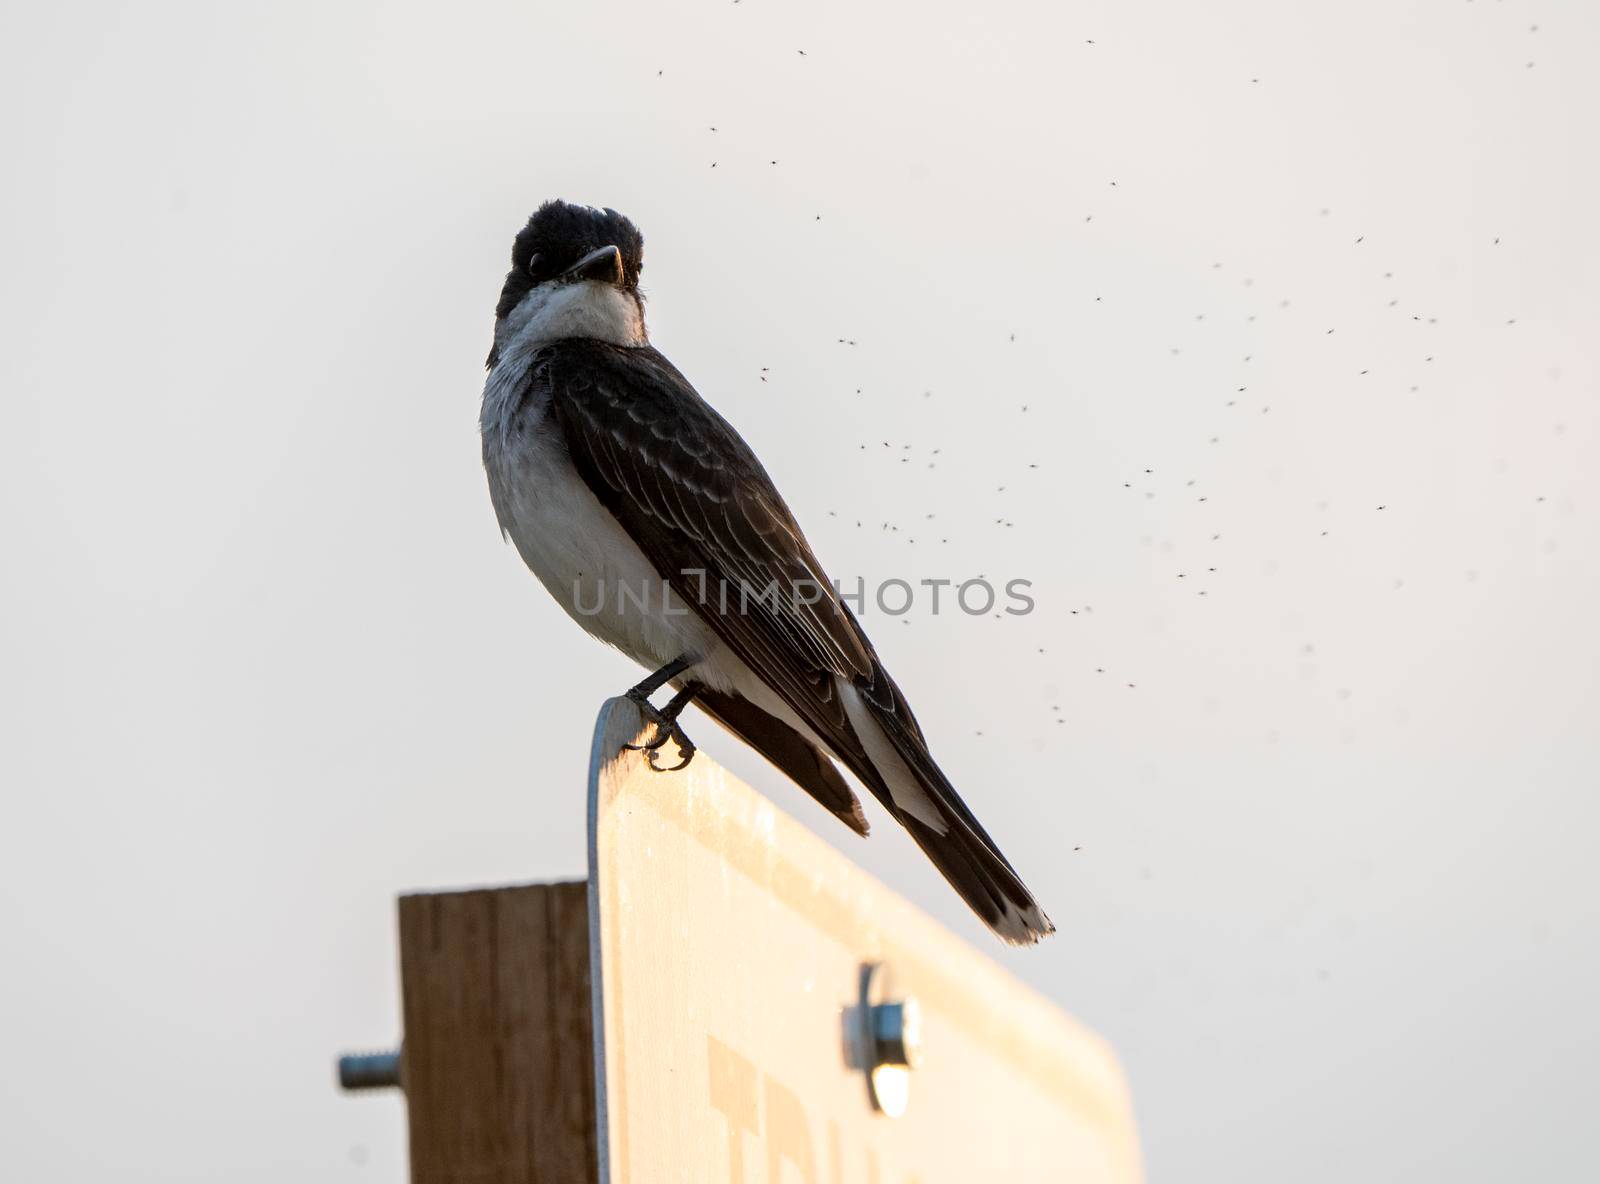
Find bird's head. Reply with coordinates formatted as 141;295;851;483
489;200;647;367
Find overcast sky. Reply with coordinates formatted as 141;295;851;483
3;1;1597;1180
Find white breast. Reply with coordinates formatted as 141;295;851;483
480;358;723;682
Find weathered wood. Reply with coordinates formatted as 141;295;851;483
398;881;597;1184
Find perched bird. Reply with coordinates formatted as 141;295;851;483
480;200;1053;944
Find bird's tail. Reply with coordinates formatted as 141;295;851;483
898;812;1055;945
838;677;1055;945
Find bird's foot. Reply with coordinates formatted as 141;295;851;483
623;678;701;772
647;725;696;773
622;694;677;750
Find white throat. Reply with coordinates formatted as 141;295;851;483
497;280;646;359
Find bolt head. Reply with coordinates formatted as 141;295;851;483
870;998;923;1069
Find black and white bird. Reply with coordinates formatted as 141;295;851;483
480;200;1053;944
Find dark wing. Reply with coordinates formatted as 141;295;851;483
538;339;881;775
693;687;869;837
541;339;1052;942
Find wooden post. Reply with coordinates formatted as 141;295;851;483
397;881;597;1184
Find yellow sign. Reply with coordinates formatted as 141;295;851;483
587;699;1142;1183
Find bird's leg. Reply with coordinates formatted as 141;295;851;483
622;658;701;770
627;680;700;748
624;656;692;703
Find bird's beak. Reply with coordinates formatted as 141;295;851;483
562;244;625;285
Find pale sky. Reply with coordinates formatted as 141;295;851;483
2;1;1597;1180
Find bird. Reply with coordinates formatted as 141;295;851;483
480;200;1053;945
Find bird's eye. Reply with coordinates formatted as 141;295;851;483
526;253;542;277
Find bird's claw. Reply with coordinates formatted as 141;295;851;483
623;692;671;750
623;722;675;753
646;728;696;772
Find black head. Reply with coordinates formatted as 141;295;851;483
494;200;645;322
